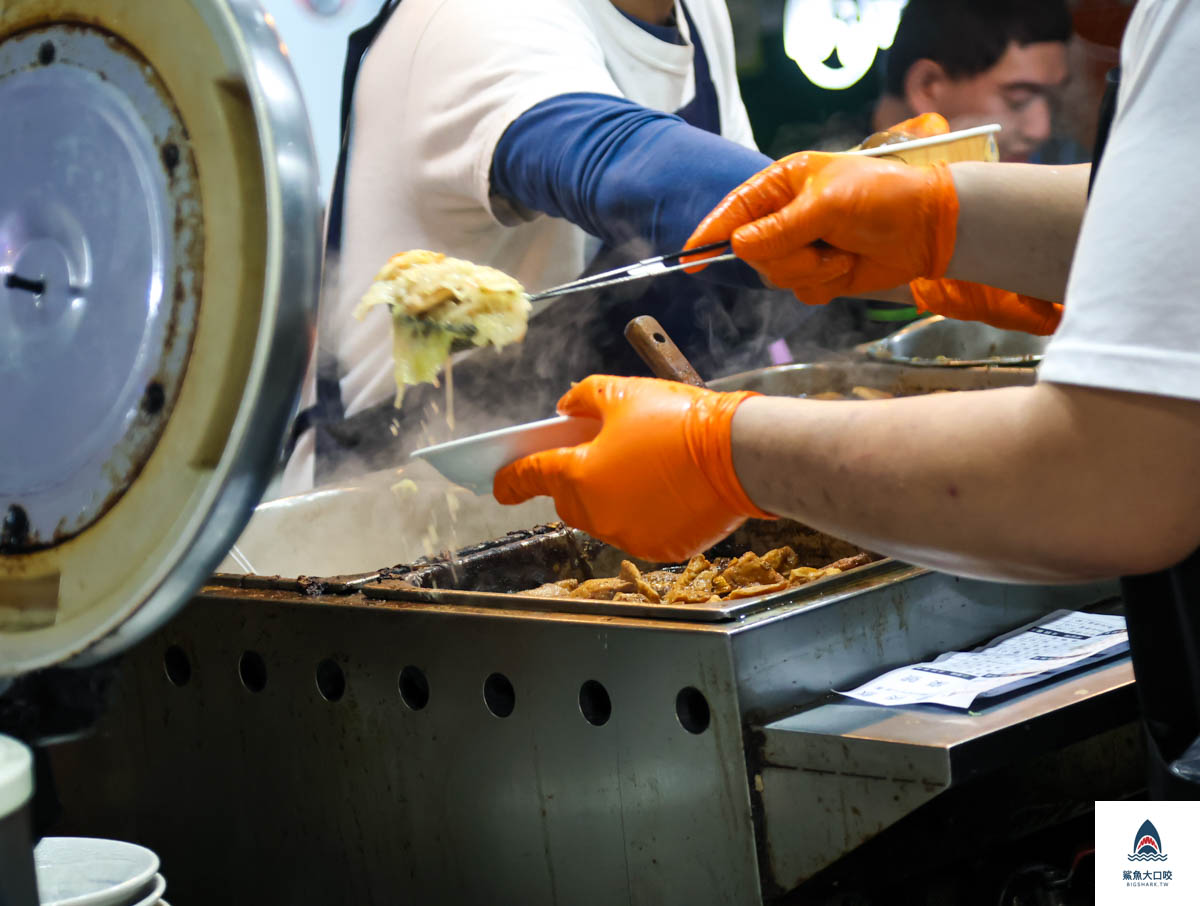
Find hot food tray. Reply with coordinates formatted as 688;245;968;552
209;362;1023;621
210;519;916;623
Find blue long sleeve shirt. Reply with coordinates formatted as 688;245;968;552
491;92;770;265
489;3;769;286
487;6;779;375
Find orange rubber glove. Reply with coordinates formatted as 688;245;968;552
860;112;950;143
910;278;1063;335
493;375;774;563
684;151;959;305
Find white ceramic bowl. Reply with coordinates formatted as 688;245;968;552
34;837;159;906
126;874;166;906
410;415;600;495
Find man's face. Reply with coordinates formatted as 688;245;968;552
932;41;1069;162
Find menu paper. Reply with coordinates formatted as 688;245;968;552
840;610;1128;709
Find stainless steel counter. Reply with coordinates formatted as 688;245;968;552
45;565;1134;905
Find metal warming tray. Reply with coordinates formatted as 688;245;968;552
46;534;1138;904
272;518;892;623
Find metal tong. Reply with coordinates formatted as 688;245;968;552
525;240;735;304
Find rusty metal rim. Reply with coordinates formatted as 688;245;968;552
0;0;320;674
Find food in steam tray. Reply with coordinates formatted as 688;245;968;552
355;250;531;404
522;548;876;604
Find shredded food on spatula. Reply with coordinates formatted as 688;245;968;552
354;250;531;404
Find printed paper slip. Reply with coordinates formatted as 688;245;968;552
840;610;1128;709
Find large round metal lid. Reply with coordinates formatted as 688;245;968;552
0;0;321;673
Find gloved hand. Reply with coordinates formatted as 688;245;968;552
684;151;959;305
859;112;950;143
493;375;774;563
910;278;1063;335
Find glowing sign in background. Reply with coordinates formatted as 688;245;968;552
784;0;909;90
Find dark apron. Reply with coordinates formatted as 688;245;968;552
1090;66;1200;799
292;0;804;485
285;0;402;472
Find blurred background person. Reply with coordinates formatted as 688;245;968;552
872;0;1072;163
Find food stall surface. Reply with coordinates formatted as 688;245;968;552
0;3;1143;901
46;516;1136;904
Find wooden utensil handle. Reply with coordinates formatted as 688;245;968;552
624;316;706;387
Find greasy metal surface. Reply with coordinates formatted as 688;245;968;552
767;723;1141;903
213;555;909;623
727;572;1121;724
50;592;763;906
329;518;885;622
755;659;1136;890
0;23;201;548
708;358;1036;396
47;568;1121;903
780;660;1136;760
863;315;1048;367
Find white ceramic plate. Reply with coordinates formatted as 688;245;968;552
34;837;159;906
409;415;601;495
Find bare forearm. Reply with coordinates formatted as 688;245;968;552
946;162;1090;301
730;383;1200;582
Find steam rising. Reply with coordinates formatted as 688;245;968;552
313;230;896;495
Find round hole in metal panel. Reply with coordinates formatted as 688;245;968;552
675;686;710;734
398;665;429;711
483;672;515;718
238;650;267;693
163;645;190;687
316;658;345;702
578;679;611;727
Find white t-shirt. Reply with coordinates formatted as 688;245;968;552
284;0;757;493
1040;0;1200;402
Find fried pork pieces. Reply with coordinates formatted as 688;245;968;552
522;548;874;604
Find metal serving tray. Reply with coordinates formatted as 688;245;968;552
860;316;1047;367
214;518;908;623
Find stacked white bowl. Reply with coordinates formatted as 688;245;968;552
34;837;168;906
0;734;39;905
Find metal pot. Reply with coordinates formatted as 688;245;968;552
861;315;1047;367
